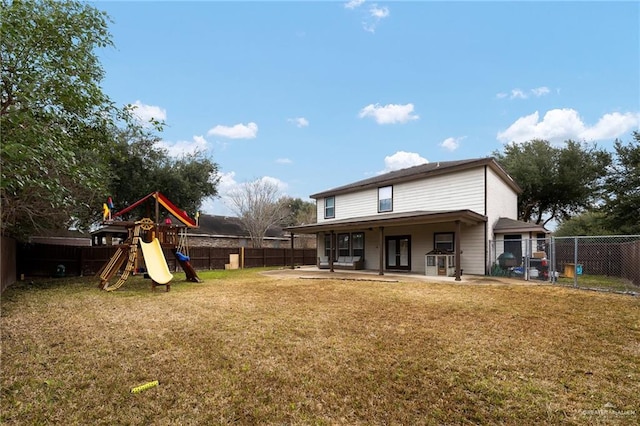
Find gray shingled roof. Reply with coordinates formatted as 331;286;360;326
310;157;520;199
191;214;284;238
493;217;548;234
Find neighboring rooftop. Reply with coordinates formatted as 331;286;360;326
191;214;285;238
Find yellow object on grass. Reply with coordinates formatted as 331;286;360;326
131;380;159;393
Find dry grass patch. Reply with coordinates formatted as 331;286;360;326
2;269;638;425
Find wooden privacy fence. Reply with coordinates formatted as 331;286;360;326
1;237;17;292
17;243;317;278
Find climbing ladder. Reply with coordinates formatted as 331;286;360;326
100;225;142;291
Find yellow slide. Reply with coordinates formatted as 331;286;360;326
138;237;173;285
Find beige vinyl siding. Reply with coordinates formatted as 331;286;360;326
459;223;485;275
486;167;519;238
321;167;486;221
394;168;485;215
360;222;485;275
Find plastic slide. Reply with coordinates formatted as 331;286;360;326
139;238;173;285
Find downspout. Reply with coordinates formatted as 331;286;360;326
455;220;461;281
484;165;488;275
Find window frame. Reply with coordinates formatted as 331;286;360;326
323;234;332;258
337;233;350;257
324;196;335;219
378;185;393;213
352;232;364;258
434;232;455;252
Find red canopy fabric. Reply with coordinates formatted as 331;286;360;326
111;192;197;228
154;192;197;227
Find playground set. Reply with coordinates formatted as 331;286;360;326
98;191;202;292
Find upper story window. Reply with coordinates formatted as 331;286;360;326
378;186;393;212
324;196;335;219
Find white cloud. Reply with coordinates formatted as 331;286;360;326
531;86;550;97
156;135;207;157
276;158;292;164
497;109;640;144
207;122;258;139
379;151;428;174
510;89;527;99
363;4;390;33
344;0;365;9
287;117;309;128
200;173;290;216
369;4;389;18
199;171;237;216
496;86;552;100
359;103;419;124
345;0;388;33
130;100;167;123
440;136;465;152
580;112;640;140
259;176;288;193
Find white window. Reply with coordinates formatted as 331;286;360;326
324;196;335;219
434;233;454;252
378;186;392;212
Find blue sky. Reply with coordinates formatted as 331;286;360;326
96;1;640;216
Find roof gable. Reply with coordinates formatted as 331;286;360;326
310;157;520;199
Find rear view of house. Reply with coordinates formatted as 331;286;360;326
287;157;547;279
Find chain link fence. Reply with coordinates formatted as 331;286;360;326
551;236;640;294
489;237;552;281
489;235;640;294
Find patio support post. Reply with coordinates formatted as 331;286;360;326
330;231;335;273
378;226;384;275
290;232;295;270
455;220;461;281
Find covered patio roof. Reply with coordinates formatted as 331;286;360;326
285;209;487;234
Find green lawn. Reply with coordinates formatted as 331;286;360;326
1;269;638;425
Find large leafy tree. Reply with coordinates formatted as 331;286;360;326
494;139;611;226
553;211;614;237
105;125;220;220
1;0;116;239
278;196;316;227
601;132;640;234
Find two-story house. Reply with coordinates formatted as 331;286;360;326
286;157;547;280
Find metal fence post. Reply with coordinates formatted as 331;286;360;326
574;237;578;288
550;236;556;283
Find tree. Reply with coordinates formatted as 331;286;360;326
601;132;640;234
494;139;611;225
106;126;220;220
1;0;117;239
553;211;614;237
227;178;289;248
278;196;316;227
